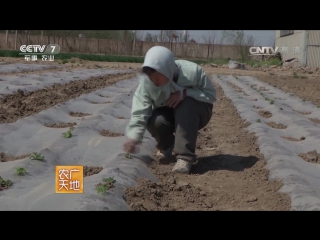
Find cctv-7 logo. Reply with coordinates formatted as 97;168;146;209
50;46;55;53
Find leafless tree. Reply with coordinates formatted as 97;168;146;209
135;30;145;41
144;33;158;42
268;36;275;47
202;30;217;59
222;30;255;61
162;30;182;42
217;34;226;59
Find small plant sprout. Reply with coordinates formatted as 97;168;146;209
103;177;116;185
0;176;12;190
63;127;74;138
29;152;44;161
95;183;108;193
256;119;261;123
16;167;27;175
125;153;132;159
95;177;116;194
270;100;275;104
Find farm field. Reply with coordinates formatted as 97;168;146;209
0;57;319;210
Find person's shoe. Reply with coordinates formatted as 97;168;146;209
171;158;193;174
156;145;174;159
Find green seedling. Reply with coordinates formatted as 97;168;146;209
29;152;44;161
293;72;298;78
265;97;270;101
270;100;275;104
16;167;27;175
269;72;275;75
0;176;12;189
256;119;261;123
95;183;108;193
95;177;116;194
103;177;116;185
63;127;73;138
125;153;132;159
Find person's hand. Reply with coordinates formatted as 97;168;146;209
167;89;186;108
123;138;138;153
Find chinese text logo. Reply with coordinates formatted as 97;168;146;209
55;166;84;194
249;46;301;56
19;44;60;62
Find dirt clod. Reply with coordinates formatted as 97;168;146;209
69;111;91;117
0;152;30;162
84;166;103;177
100;129;124;137
299;150;320;164
295;111;311;115
309;118;320;124
45;122;77;128
265;122;287;129
258;110;272;118
281;136;306;141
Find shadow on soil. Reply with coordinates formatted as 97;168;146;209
191;154;259;174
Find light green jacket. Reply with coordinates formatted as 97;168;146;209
125;59;216;141
126;46;216;141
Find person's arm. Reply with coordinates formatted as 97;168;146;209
185;65;216;103
125;78;153;142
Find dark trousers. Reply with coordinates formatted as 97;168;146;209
146;97;213;162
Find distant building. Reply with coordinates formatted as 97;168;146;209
275;30;320;68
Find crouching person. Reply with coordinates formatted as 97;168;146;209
123;46;216;174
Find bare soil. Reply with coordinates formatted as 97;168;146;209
281;136;306;141
265;122;287;129
309;118;320;124
0;152;30;162
100;130;124;137
124;83;291;211
0;72;136;124
91;101;111;104
2;57;320;210
258;110;272;118
69;111;92;117
44;122;77;128
295;111;312;115
84;166;103;177
299;150;320;164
